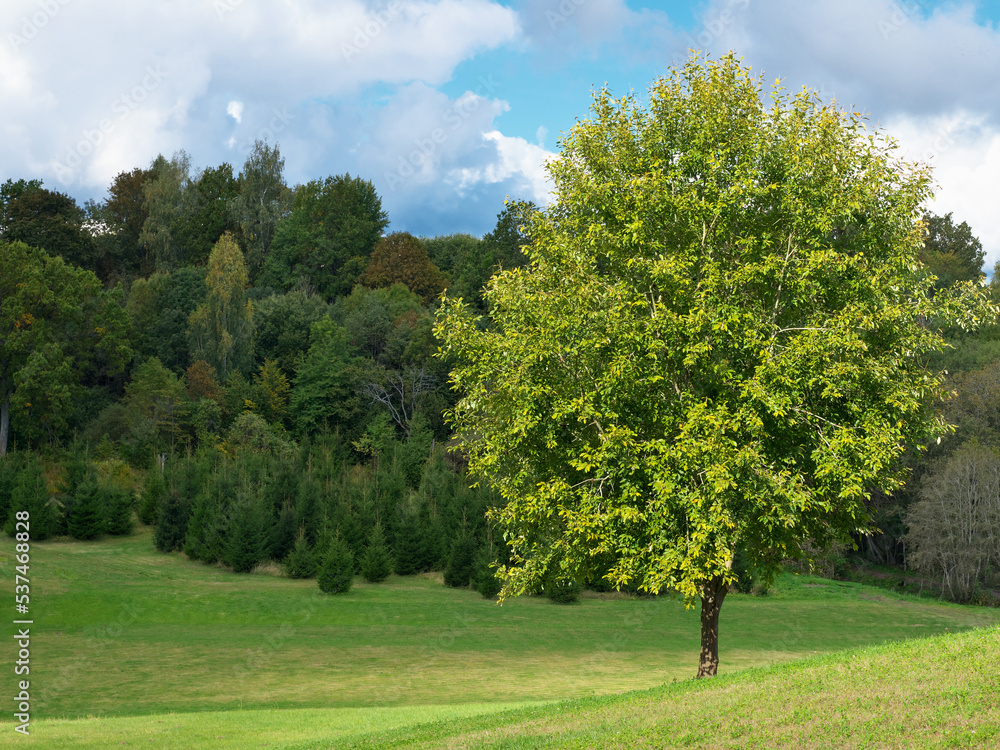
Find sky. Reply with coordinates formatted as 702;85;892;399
2;0;999;263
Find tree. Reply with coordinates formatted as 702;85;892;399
260;174;387;298
906;442;1000;601
0;241;131;455
360;521;393;582
443;531;476;588
289;317;365;438
104;486;135;536
2;186;97;272
360;232;446;305
67;473;104;540
229;140;291;275
284;532;318;578
123;358;188;455
224;497;268;573
318;537;355;594
919;211;986;289
128;268;207;375
0;178;43;231
139;152;197;270
434;54;991;677
178;163;238;266
3;455;54;540
97;166;156;276
188;232;254;381
154;489;189;552
253;291;331;379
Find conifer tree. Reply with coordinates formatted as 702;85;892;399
473;544;502;599
284;532;318;578
68;474;104;540
444;531;476;588
269;503;298;561
139;468;166;525
183;489;228;563
154;489;189;552
225;498;267;573
318;537;354;594
393;512;424;575
360;521;392;583
103;486;135;536
4;456;53;540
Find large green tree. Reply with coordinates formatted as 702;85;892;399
0;241;131;455
919;211;986;289
229;140;291;276
435;54;991;678
2;185;97;273
259;174;388;298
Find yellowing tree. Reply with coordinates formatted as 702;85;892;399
435;54;992;677
189;232;253;380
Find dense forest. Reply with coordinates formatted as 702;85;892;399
1;141;998;603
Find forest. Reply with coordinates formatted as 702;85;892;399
1;139;998;605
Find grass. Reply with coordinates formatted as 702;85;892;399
2;530;999;748
335;626;1000;749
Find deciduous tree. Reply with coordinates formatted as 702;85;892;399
0;241;131;455
360;232;446;305
435;54;991;677
188;232;254;380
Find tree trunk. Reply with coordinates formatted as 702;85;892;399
697;575;729;678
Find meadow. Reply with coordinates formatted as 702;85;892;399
3;530;999;748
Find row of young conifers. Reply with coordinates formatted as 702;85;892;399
0;433;599;600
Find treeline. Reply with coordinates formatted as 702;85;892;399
1;142;999;604
0;142;534;597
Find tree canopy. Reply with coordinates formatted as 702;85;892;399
434;53;992;677
0;241;131;455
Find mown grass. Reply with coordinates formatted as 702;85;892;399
2;530;999;748
336;625;1000;749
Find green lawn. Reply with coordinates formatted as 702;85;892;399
338;626;1000;749
2;530;998;748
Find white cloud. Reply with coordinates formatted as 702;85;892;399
226;100;244;124
887;111;1000;266
451;131;554;204
296;81;553;234
1;0;519;193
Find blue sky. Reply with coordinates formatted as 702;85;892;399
2;0;999;262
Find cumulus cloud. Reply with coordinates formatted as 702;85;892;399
294;81;554;235
1;0;519;196
886;111;1000;266
226;101;244;124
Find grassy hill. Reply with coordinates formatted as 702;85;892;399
3;530;999;748
339;624;1000;749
